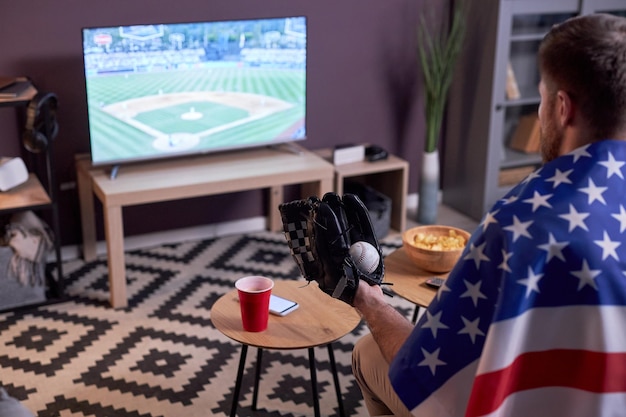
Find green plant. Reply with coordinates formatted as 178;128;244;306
418;1;466;153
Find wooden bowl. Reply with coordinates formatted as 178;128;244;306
401;225;470;273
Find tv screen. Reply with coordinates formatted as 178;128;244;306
81;16;307;166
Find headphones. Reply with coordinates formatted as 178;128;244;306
23;91;59;153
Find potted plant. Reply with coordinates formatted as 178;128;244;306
416;0;465;224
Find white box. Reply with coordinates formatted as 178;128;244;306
333;145;365;165
0;157;28;191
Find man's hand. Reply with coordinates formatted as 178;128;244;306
353;280;386;311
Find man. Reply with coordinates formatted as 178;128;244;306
352;13;626;417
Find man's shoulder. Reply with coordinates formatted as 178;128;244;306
480;140;626;244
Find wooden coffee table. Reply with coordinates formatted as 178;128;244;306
211;279;361;417
383;247;446;321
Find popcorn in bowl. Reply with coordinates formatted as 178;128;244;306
402;225;471;273
412;229;466;251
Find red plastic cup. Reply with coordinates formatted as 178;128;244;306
235;276;274;332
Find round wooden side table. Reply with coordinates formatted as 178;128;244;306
211;279;361;417
383;247;442;322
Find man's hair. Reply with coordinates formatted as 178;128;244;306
538;13;626;140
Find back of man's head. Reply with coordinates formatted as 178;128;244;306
539;13;626;141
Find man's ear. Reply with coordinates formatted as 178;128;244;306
556;90;574;127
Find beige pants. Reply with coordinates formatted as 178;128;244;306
352;333;413;417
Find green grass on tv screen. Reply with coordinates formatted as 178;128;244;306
85;66;306;164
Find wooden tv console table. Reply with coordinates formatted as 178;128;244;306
75;145;334;309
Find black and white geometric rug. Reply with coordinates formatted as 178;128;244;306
0;231;413;417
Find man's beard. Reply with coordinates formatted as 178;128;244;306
539;108;563;163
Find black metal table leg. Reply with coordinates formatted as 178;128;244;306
231;344;345;417
308;347;321;417
327;343;345;417
252;348;263;410
411;305;420;323
230;344;248;417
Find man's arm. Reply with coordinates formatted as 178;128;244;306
353;282;415;364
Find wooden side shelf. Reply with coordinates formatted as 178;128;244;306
314;148;409;235
76;144;334;308
0;174;51;211
0;81;64;312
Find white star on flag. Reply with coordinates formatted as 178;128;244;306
611;205;626;232
559;204;590;232
460;279;488;306
480;209;499;232
546;168;573;188
523;191;553;212
537;233;568;262
598;151;625;179
517;266;544;297
418;347;446;375
503;215;533;242
464;241;490;269
593;231;621;260
422;310;449;338
568;144;592;162
458;316;485;344
522;168;542;184
570;259;601;290
437;283;452;301
579;178;608;205
498;250;513;272
501;195;519;205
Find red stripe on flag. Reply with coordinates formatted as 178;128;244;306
465;349;626;417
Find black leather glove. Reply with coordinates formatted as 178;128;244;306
279;192;386;304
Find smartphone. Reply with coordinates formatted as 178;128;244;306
269;294;299;316
425;277;446;289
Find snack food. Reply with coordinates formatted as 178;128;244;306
413;229;466;251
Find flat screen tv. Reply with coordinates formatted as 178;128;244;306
81;16;307;166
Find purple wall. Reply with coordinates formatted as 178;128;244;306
0;0;438;245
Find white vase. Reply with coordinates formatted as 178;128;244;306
417;150;440;225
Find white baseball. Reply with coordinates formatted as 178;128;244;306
349;241;380;274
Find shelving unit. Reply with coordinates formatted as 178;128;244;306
0;80;64;311
580;0;626;14
314;148;408;235
442;0;626;221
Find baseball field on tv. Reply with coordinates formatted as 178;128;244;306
81;17;307;166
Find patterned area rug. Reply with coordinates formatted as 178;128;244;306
0;231;412;417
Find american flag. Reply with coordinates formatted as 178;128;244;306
389;140;626;417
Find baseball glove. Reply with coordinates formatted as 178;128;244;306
279;192;387;304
